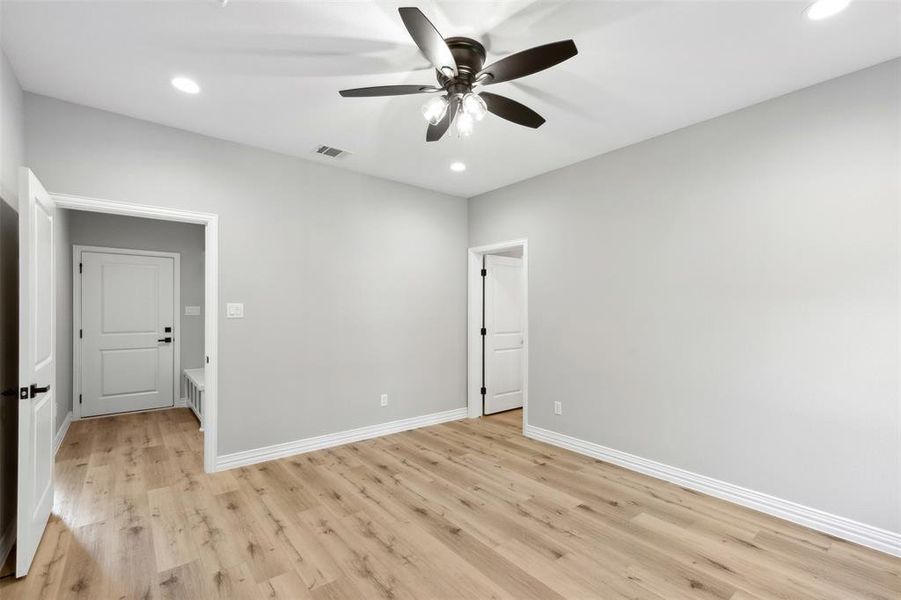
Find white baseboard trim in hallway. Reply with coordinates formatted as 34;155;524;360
174;397;187;408
524;424;901;557
217;407;468;471
54;411;73;455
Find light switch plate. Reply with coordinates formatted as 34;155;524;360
185;305;201;316
226;303;244;319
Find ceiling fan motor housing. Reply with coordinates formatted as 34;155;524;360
439;37;487;94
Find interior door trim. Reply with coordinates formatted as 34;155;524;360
52;193;219;475
72;245;181;421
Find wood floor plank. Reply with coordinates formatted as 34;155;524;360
1;407;897;600
107;493;159;600
3;515;73;600
207;563;264;600
295;504;419;600
258;569;314;600
214;489;292;584
148;486;201;573
240;478;344;590
156;559;208;600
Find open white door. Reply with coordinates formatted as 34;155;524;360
484;255;524;415
17;168;55;577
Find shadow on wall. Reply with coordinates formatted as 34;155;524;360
0;199;18;567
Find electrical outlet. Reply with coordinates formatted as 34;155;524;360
380;393;388;407
554;401;562;415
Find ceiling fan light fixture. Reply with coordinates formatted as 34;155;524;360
462;92;488;121
421;95;449;125
456;111;475;137
804;0;852;20
338;8;576;142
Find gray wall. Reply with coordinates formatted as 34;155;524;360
1;48;23;211
65;210;206;401
25;93;468;456
469;60;900;533
0;46;23;558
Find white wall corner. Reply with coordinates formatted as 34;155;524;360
216;407;468;471
523;424;901;558
53;411;73;455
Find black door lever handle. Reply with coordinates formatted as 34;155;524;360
158;337;173;343
30;383;50;398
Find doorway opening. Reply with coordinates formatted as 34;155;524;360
53;194;219;474
467;239;528;430
12;172;219;578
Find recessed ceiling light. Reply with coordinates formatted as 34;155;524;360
804;0;852;20
171;76;200;95
450;162;466;172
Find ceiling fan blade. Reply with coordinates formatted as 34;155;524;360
477;40;577;85
480;92;545;128
398;7;458;77
426;98;457;142
339;84;440;97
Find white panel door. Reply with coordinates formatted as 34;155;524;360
17;168;55;577
80;251;175;416
484;255;524;415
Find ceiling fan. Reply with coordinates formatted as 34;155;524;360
339;7;578;142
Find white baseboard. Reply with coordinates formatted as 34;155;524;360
54;411;73;455
524;424;901;558
217;407;467;472
174;397;187;408
0;517;14;570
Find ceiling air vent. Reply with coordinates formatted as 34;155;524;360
313;145;350;159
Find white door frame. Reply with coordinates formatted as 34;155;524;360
73;245;181;420
467;239;528;429
52;193;219;473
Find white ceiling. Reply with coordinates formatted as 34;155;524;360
2;1;899;197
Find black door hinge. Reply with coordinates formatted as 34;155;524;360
481;268;487;277
79;394;82;405
480;327;487;336
79;329;83;339
480;386;487;396
79;262;83;274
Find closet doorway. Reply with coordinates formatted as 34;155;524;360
467;239;528;426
